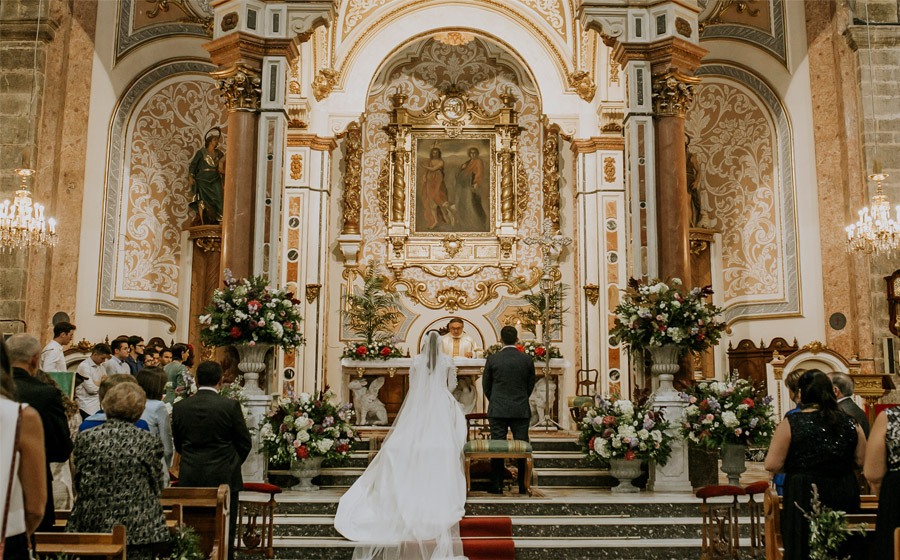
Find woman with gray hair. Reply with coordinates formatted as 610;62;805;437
68;382;169;559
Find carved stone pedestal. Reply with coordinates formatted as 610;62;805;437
241;394;273;484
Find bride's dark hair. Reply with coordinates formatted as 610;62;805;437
424;331;442;371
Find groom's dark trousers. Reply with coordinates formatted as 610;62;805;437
482;346;536;492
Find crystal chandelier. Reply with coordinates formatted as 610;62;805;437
0;168;57;252
845;168;900;255
846;0;900;256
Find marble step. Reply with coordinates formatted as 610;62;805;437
309;466;627;488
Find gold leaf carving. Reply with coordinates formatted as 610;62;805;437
340;122;362;235
290;153;303;180
568;71;596;102
376;158;390;224
652;71;700;117
603;156;616;184
211;64;261;112
312;68;338;101
542;124;561;230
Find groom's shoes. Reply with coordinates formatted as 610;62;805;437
487;485;503;495
518;486;528;495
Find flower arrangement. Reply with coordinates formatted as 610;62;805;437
341;341;406;360
578;398;674;465
610;277;726;355
199;270;305;351
164;369;197;410
802;484;867;560
678;377;776;449
483;340;563;361
259;388;356;469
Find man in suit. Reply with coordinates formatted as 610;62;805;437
7;333;74;532
829;371;870;438
173;360;251;560
482;325;536;494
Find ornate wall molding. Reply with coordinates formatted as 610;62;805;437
115;0;212;62
689;63;800;323
542;122;562;230
99;59;221;327
699;0;787;66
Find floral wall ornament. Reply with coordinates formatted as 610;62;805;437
211;63;262;112
568;70;597;102
312;68;338;101
583;283;600;306
603;157;616;183
290;153;303;180
441;234;463;258
305;283;321;303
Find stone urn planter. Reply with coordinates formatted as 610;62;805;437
609;458;643;493
648;344;681;396
235;342;272;396
720;443;747;486
290;457;325;492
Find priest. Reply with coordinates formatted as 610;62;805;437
441;317;476;358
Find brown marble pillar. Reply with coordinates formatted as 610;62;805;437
187;225;222;359
210;64;262;283
655;113;692;284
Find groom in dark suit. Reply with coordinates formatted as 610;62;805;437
173;361;252;560
482;325;536;494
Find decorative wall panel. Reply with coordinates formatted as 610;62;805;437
686;65;799;322
116;0;212;62
361;37;543;308
699;0;786;66
99;60;224;326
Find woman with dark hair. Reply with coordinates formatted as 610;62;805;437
68;383;169;559
765;370;866;560
137;367;173;486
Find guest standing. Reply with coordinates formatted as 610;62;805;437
103;339;131;376
68;383;169;559
765;370;865;560
173;361;251;560
7;334;73;532
39;322;75;373
864;407;900;559
482;326;536;494
1;343;47;560
163;343;190;404
74;343;111;419
125;336;145;375
829;372;870;438
136;367;174;486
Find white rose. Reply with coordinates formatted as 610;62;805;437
638;429;650;440
296;431;310;443
298;393;311;404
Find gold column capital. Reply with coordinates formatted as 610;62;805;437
652;70;701;118
211;63;262;112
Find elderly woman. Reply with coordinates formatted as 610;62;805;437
68;382;169;559
765;370;865;560
136;367;174;486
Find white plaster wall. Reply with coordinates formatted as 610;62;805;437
75;2;210;342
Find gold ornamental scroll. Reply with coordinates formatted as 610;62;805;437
339;121;363;235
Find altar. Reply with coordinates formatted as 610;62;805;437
340;358;569;426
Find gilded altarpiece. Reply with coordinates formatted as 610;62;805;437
359;38;544;311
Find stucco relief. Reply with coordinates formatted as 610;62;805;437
360;37;542;299
685;79;782;305
120;80;225;298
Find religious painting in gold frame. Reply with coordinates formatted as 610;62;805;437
412;134;493;235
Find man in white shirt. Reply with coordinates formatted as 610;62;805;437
39;321;76;372
103;338;131;376
75;343;112;418
440;317;477;358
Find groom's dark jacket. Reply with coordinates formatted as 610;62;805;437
482;346;536;418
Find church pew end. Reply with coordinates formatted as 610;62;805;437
161;484;230;560
34;524;126;559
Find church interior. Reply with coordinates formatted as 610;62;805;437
3;0;900;558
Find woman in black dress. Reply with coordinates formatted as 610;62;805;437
764;370;866;560
864;406;900;559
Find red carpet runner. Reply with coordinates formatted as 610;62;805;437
459;516;515;560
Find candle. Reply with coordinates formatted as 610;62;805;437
515;320;522;332
536;320;542;341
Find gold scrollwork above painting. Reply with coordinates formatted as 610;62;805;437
386;267;544;312
380;85;525;281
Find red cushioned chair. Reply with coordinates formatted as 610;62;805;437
696;484;745;560
743;480;769;555
237;482;282;558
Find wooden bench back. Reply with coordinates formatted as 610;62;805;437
161;485;230;560
34;524;126;559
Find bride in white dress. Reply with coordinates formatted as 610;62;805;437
334;331;468;560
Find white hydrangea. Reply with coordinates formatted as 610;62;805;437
316;438;334;454
684;404;699;417
295;431;310;443
614;400;634;417
298;393;311;404
721;411;739;428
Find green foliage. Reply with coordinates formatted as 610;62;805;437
515;284;568;337
165;524;205;560
679;376;776;449
802;484;867;560
343;265;402;344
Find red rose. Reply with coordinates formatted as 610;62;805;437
248;299;261;311
534;346;546;357
296;445;309;459
335;443;350;454
624;449;636;461
356;345;368;356
230;326;242;338
742;398;754;408
602;415;617;427
284;321;293;330
380;346;392;356
515;344;525;352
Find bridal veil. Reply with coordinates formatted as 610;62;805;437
334;331;468;560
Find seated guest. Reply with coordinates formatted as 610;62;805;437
74;343;111;419
7;333;73;532
103;338;131;376
125;336;145;375
765;370;865;560
864;406;900;559
79;374;149;432
68;382;170;559
1;341;48;560
39;321;76;373
136;367;174;486
829;371;870;437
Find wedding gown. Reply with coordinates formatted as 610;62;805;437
334;332;468;560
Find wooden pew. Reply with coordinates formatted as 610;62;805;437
161;485;230;560
54;503;184;530
34;524;126;559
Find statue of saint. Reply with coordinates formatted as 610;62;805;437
685;137;706;228
189;127;225;225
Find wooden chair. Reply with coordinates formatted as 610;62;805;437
567;369;599;423
743;480;769;556
237;482;282;558
696;485;744;560
34;524;126;559
465;412;491;441
161;485;230;560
